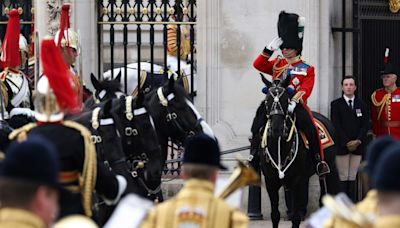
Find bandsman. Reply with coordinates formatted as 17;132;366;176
140;134;248;228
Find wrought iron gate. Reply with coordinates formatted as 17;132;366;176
357;0;400;106
98;0;197;176
332;0;400;105
97;0;197;96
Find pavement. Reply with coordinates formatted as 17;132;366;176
250;220;306;227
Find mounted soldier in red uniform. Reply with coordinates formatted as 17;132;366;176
253;11;329;176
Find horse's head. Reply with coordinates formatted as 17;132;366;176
90;72;123;104
143;76;214;144
262;74;291;138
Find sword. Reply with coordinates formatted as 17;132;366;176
76;29;83;103
34;31;39;90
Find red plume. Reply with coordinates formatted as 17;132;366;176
384;47;390;65
1;9;21;69
57;3;71;48
40;39;79;113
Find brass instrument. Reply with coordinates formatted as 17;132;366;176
217;159;261;199
322;194;374;227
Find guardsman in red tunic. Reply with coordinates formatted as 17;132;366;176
253;11;329;176
371;48;400;139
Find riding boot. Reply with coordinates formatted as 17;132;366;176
340;181;348;194
348;181;357;202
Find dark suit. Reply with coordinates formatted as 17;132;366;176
330;96;370;201
330;97;370;156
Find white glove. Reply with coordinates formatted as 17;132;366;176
267;37;283;51
288;100;297;113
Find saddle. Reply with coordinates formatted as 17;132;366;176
131;70;190;97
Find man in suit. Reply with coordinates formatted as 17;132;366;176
330;75;370;202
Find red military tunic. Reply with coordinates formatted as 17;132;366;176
371;87;400;139
253;51;315;104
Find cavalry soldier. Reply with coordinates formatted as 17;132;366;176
54;3;91;103
9;38;127;219
167;5;191;61
0;9;33;119
371;48;400;139
140;134;248;228
252;11;329;176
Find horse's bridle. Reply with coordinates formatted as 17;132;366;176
157;87;201;141
262;85;299;179
114;95;162;197
90;107;126;169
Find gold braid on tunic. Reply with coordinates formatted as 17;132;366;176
62;120;97;217
8;121;97;217
371;91;390;120
272;57;289;80
0;80;9;107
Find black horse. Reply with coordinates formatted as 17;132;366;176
84;73;123;109
110;94;163;201
250;77;340;228
142;76;215;175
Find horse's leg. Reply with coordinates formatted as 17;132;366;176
288;183;305;228
266;179;281;228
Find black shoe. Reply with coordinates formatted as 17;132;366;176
316;161;330;176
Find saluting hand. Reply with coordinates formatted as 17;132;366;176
267;37;283;52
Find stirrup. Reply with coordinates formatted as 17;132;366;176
316;161;330;176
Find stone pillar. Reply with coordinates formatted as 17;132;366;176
71;0;97;90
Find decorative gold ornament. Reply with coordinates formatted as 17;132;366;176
17;7;23;15
389;0;400;13
115;7;122;15
102;7;108;15
168;7;175;15
183;7;189;15
142;7;148;15
129;7;135;15
155;7;161;15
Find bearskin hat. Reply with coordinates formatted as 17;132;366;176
277;11;305;55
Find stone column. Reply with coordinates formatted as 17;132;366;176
71;0;97;90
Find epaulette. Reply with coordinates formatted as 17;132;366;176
62;120;97;218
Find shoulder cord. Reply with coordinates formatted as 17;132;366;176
63;120;97;218
272;57;289;80
371;92;390;120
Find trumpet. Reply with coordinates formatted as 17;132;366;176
217;159;261;199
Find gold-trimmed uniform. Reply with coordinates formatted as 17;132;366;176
140;179;248;228
0;208;46;228
371;88;400;139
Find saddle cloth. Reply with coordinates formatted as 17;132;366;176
300;118;335;150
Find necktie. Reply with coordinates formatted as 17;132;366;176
348;100;353;110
